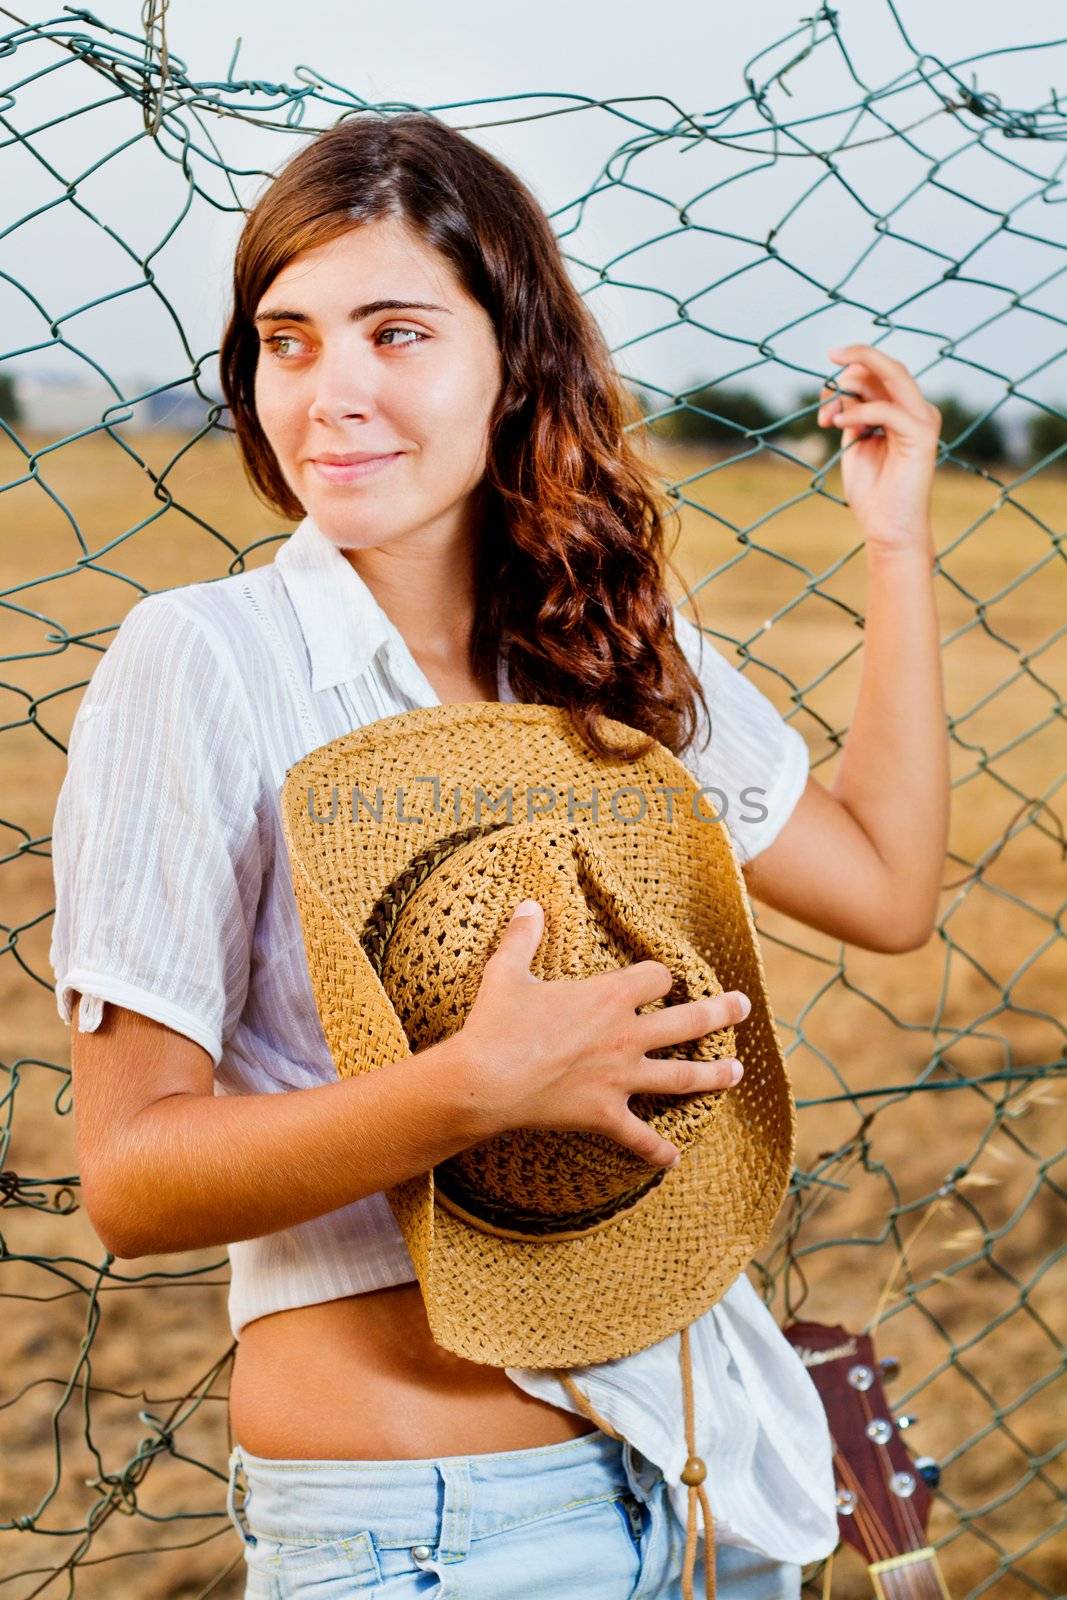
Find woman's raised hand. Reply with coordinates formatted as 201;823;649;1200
817;342;941;553
452;898;750;1170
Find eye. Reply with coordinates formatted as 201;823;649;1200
260;333;306;361
378;326;429;349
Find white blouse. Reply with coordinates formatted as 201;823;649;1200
49;513;838;1562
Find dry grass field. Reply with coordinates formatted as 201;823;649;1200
1;426;1064;1598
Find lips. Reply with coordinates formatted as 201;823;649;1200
309;453;403;484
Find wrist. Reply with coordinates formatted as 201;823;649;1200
431;1030;502;1148
865;530;936;569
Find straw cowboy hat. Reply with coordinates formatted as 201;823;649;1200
279;700;797;1600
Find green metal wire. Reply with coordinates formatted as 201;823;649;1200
1;4;1064;1596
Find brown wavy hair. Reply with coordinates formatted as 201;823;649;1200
219;111;709;764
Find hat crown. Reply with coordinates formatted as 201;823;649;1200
368;819;737;1240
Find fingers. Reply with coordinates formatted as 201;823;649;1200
825;344;930;421
614;958;675;1007
604;1105;689;1170
612;987;751;1174
637;988;751;1051
818;398;920;440
634;1054;744;1095
604;1054;744;1169
818;364;870;413
491;899;544;972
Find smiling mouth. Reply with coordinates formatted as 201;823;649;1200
310;453;403;483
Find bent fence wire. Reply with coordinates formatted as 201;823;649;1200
1;3;1064;1596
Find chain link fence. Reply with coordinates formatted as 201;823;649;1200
1;3;1064;1595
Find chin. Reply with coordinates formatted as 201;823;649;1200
308;505;397;553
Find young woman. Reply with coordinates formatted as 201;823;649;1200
51;113;947;1597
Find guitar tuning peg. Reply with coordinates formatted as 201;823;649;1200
878;1355;901;1379
915;1455;941;1489
895;1413;919;1430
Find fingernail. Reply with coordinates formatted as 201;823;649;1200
668;1152;682;1168
731;991;752;1018
513;899;538;918
725;1059;743;1083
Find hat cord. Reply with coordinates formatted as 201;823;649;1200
553;1323;714;1600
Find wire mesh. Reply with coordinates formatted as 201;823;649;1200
1;3;1064;1596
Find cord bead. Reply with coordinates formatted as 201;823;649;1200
680;1453;707;1485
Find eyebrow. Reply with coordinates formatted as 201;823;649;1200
253;299;453;325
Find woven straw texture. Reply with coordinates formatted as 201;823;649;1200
279;702;796;1368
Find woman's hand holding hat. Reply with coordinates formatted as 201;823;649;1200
451;898;750;1171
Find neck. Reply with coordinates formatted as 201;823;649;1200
345;532;479;665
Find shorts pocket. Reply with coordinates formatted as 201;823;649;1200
248;1529;383;1597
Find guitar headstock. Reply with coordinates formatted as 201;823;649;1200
783;1319;946;1594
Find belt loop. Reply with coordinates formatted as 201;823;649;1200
435;1457;473;1562
225;1444;257;1546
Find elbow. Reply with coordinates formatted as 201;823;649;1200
82;1201;139;1261
84;1210;138;1262
92;1218;167;1262
854;862;941;953
98;1230;146;1262
872;908;939;954
80;1173;157;1260
82;1172;214;1259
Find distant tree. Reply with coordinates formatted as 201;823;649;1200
759;387;831;464
624;382;653;418
0;372;20;426
929;396;1007;466
773;388;824;440
780;388;1017;469
646;382;775;446
1026;405;1067;470
621;384;670;455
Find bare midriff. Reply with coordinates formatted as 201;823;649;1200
228;1280;599;1460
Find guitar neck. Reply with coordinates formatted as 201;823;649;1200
870;1547;950;1600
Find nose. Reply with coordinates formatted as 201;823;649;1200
305;340;376;427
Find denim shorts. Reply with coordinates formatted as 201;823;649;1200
224;1425;803;1598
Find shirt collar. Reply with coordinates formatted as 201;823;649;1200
275;514;395;693
274;513;514;701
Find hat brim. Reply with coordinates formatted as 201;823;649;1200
387;1119;786;1367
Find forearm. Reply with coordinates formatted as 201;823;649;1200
102;1035;489;1258
830;534;950;933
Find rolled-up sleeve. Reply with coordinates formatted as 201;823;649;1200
673;607;810;866
49;593;263;1067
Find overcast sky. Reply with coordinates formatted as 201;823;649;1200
2;0;1065;424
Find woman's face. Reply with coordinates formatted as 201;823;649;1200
252;216;503;555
